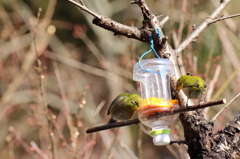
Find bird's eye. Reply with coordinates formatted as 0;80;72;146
133;100;137;105
134;100;140;107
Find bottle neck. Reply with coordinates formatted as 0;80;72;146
150;127;171;137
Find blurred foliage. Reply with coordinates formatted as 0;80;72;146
0;0;240;158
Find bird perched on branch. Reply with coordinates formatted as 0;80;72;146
176;73;207;107
107;93;142;125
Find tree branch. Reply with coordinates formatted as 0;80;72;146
209;13;240;24
131;0;169;57
86;99;226;133
68;0;151;42
92;17;149;42
131;0;153;20
67;0;101;18
211;92;240;122
68;0;170;57
175;0;231;56
159;16;169;28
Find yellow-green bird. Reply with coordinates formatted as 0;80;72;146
107;93;142;124
176;74;207;107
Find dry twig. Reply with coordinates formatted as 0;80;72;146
211;93;240;122
210;13;240;24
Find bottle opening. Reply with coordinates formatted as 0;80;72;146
151;128;171;146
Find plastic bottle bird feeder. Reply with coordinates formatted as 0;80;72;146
133;58;179;146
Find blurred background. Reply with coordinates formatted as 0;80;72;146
0;0;239;158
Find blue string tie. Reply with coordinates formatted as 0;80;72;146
138;28;162;73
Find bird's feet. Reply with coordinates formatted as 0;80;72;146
185;98;189;108
199;99;204;106
106;123;109;129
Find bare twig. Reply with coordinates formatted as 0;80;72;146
205;65;221;101
159;16;169;28
11;127;37;158
86;99;226;133
67;0;101;18
175;0;231;55
211;93;240;122
210;0;237;31
210;13;240;24
42;0;57;27
67;0;161;43
137;127;143;159
33;8;53;158
118;140;139;159
166;145;181;158
52;61;77;152
45;52;135;92
74;25;105;62
138;123;150;135
92;16;146;42
177;0;187;44
131;0;153;20
0;24;54;119
204;32;218;77
217;25;240;80
30;141;49;159
50;113;70;149
106;128;120;159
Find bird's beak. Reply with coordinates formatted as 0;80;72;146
200;87;206;92
137;103;140;107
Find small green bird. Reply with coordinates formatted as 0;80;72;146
107;93;142;124
176;74;207;107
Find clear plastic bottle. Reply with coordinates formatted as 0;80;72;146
133;58;179;146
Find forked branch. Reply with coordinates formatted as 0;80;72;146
67;0;168;45
175;0;231;55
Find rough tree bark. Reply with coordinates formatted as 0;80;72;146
68;0;240;158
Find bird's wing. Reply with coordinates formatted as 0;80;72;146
107;98;116;115
183;77;199;87
107;94;127;115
